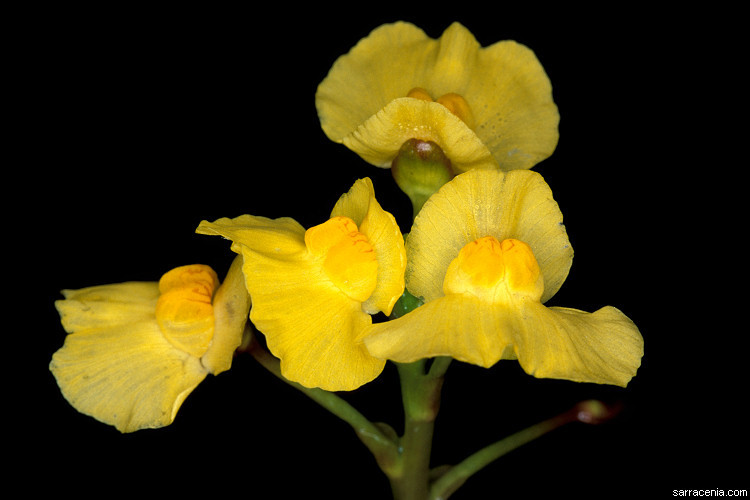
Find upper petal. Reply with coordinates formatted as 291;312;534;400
56;282;160;331
316;21;436;142
406;169;573;304
424;22;483;94
330;177;406;315
197;214;308;257
466;39;559;171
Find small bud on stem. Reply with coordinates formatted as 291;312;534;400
391;138;454;217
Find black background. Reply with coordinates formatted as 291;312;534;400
15;4;744;498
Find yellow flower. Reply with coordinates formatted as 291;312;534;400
50;261;250;432
362;170;643;387
197;178;406;392
316;22;559;174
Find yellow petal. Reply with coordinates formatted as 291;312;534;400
51;283;207;433
198;214;385;391
362;294;514;368
249;244;385;391
406;169;573;304
202;256;251;375
512;304;643;387
427;23;482;94
56;282;160;332
463;39;559;171
316;21;433;142
330;177;406;315
343;98;498;172
362;298;643;387
196;214;308;257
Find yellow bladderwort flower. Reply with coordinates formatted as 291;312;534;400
50;260;250;432
362;169;643;387
316;22;559;175
197;178;406;392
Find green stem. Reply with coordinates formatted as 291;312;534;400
245;333;400;475
429;408;581;500
389;360;446;500
427;357;452;379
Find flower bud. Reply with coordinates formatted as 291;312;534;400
391;138;454;217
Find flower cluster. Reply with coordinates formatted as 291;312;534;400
50;22;643;434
